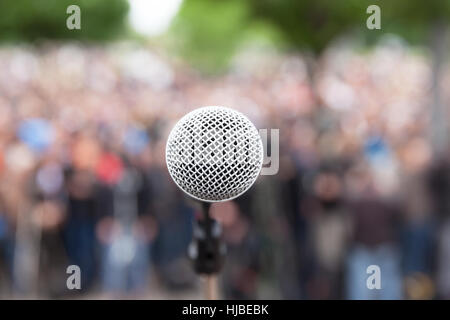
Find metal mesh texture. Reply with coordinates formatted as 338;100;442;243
166;106;263;202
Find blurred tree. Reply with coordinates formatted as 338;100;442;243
246;0;448;50
0;0;129;42
168;0;248;72
247;0;367;54
167;0;285;73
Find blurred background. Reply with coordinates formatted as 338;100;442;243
0;0;449;299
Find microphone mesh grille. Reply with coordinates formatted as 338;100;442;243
166;106;263;202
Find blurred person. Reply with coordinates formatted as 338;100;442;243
211;201;261;300
59;129;104;293
13;118;66;297
344;164;403;300
277;150;312;299
245;170;302;299
429;155;450;299
398;138;436;300
97;128;158;297
32;157;68;297
148;141;196;290
0;199;14;296
63;167;99;293
98;163;154;297
305;165;350;299
1;141;40;296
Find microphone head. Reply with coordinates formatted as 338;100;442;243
166;106;263;202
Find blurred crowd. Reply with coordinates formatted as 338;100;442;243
0;38;449;299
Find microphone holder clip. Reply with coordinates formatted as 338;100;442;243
189;202;226;275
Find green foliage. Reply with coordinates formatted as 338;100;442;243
248;0;450;52
168;0;284;73
247;0;364;53
169;0;449;72
168;0;248;72
0;0;129;42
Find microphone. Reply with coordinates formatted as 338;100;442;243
165;106;264;298
166;106;264;202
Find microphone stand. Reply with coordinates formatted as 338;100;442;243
190;202;225;300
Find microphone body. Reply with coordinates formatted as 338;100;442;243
166;106;264;202
165;106;263;291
